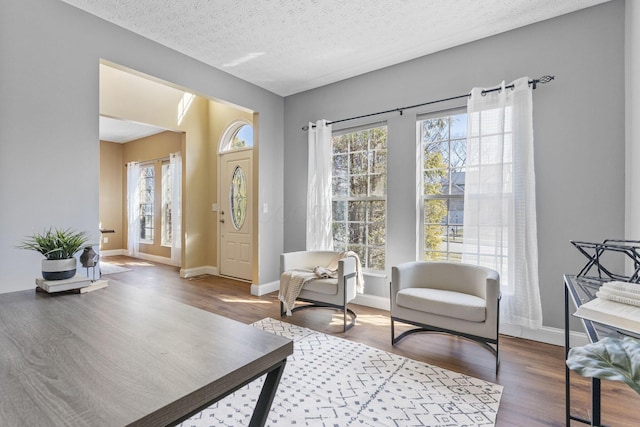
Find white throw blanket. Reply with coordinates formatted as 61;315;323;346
279;269;318;316
279;251;366;316
327;251;365;293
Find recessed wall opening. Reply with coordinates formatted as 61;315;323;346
98;61;257;281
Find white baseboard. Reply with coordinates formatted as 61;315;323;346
136;252;175;266
100;249;126;257
99;249;180;268
181;266;218;278
353;294;389;311
251;280;279;296
499;323;588;347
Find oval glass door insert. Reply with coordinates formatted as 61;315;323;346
230;165;247;230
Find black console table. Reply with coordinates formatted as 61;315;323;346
564;274;636;426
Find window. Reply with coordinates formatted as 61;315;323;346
220;122;253;152
419;109;467;261
331;124;387;271
161;161;172;246
139;164;155;243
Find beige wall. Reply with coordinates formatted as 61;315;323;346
100;64;255;274
100;64;208;270
99;141;124;251
122;131;182;259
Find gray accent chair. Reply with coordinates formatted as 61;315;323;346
390;261;501;372
280;251;357;332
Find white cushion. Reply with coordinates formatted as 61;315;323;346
396;288;486;322
303;277;339;295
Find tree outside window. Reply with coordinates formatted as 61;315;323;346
161;162;172;246
420;110;467;261
332;125;387;271
139;165;154;242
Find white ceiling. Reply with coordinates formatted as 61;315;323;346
61;0;609;97
99;116;167;143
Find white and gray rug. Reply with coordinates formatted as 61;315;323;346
99;261;132;275
180;318;503;427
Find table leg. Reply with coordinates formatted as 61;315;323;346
592;378;601;426
565;284;571;426
248;359;287;427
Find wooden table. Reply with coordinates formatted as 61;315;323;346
0;282;293;426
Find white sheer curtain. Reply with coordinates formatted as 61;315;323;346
463;77;542;329
126;161;141;258
170;152;182;266
306;119;334;251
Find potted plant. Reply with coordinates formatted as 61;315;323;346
566;336;640;395
18;227;89;280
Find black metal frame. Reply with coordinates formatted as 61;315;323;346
571;239;640;283
280;272;357;332
171;359;287;427
390;294;501;373
564;274;611;427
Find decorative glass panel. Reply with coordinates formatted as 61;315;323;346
230;166;247;230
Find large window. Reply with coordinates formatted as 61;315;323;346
161;161;172;246
419;109;467;261
140;160;175;247
139;164;155;243
331;124;387;271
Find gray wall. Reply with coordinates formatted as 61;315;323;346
0;0;284;293
283;1;625;330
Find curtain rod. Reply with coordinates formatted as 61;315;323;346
301;75;554;131
124;155;170;166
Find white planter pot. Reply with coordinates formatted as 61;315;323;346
42;258;77;280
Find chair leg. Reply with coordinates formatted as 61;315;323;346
390;317;395;344
343;287;347;332
495;330;500;374
343;305;347;333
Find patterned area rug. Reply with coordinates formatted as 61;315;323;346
99;261;132;275
179;318;503;426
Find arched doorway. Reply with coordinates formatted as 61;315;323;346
218;121;254;281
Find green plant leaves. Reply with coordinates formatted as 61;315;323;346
17;228;89;260
567;336;640;395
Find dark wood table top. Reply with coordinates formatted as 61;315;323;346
0;282;292;426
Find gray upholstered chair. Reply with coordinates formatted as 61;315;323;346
280;251;358;331
390;261;501;371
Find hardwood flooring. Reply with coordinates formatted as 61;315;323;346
101;256;639;426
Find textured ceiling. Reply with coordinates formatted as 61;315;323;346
61;0;609;96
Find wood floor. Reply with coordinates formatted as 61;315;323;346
102;256;639;426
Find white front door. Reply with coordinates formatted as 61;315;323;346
219;149;253;281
